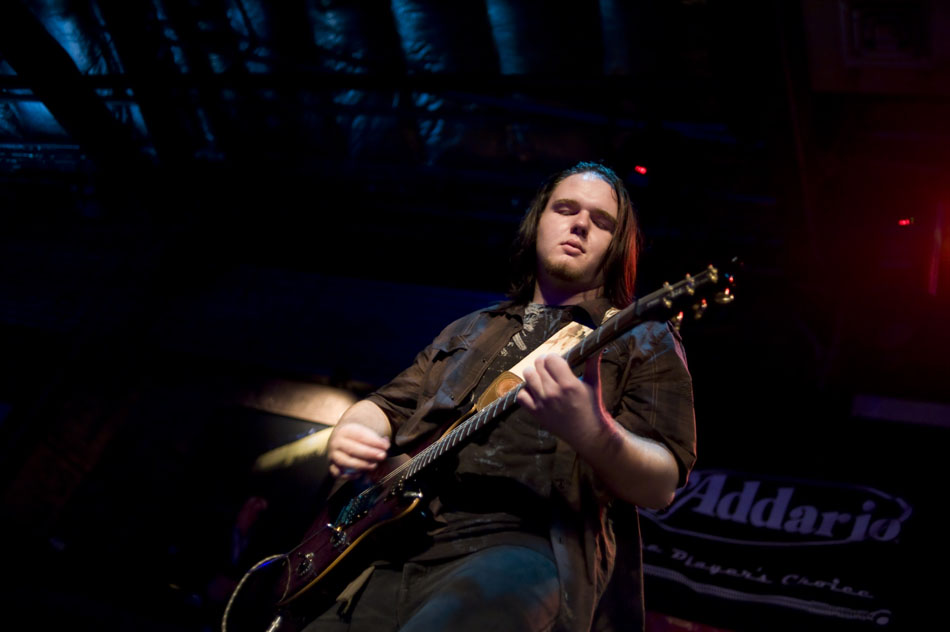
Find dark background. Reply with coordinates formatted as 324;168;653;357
1;1;947;630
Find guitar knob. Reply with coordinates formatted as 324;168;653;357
296;552;314;576
329;526;349;549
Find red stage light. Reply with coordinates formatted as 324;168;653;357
898;217;914;226
634;165;648;175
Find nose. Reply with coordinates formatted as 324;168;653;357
570;210;590;238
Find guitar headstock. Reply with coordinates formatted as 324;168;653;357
563;259;739;368
644;260;738;331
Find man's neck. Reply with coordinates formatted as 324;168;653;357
531;282;602;307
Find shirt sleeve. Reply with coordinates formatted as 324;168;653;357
363;308;484;435
365;344;437;434
612;321;698;488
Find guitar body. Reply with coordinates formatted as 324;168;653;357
222;456;428;632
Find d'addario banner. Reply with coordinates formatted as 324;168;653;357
639;469;915;630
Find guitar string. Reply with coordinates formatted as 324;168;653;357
346;304;632;508
348;297;628;505
350;323;601;509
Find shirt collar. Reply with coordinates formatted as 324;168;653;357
489;296;616;328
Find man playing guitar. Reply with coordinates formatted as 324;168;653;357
301;161;698;632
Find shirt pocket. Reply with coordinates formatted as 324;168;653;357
421;333;471;399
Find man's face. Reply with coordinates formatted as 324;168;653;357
535;172;619;296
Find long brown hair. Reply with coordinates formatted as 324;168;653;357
507;161;641;307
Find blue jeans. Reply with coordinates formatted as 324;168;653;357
303;545;560;632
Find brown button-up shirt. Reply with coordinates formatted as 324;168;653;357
367;297;697;632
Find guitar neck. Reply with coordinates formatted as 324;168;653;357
383;264;731;485
562;270;712;367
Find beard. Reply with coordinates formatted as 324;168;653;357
545;258;585;283
542;254;605;290
533;251;607;303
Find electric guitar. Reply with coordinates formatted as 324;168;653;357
222;262;736;632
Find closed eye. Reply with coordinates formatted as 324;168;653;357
593;213;616;233
549;199;616;232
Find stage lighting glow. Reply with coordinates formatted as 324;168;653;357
634;165;648;175
898;217;914;226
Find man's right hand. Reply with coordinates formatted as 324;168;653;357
327;421;391;479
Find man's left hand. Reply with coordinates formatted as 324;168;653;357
516;352;610;450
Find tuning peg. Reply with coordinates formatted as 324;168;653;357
662;281;673;309
715;288;735;304
672;311;685;331
692;299;708;319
